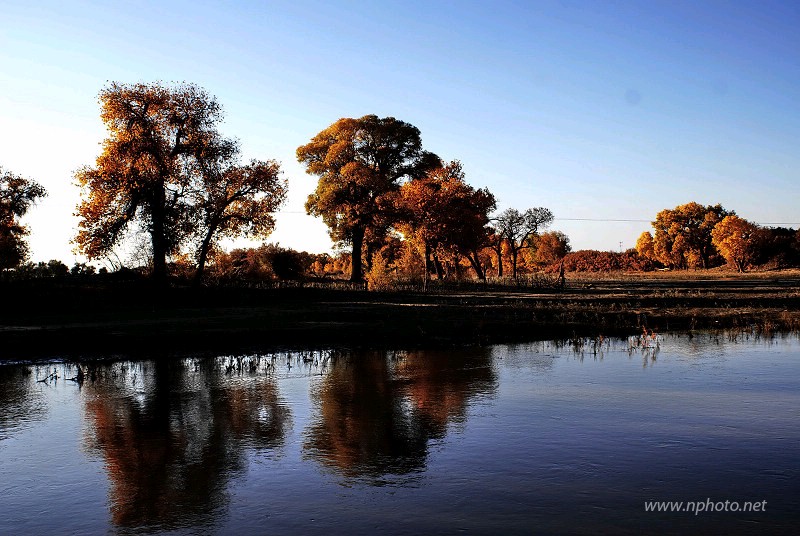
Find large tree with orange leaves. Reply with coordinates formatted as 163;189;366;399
75;82;224;281
397;161;496;281
651;202;729;269
529;230;571;267
75;82;285;282
711;215;759;272
635;231;656;262
193;158;287;282
297;115;439;281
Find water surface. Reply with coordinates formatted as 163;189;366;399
0;334;798;534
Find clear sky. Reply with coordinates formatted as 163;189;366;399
2;0;799;265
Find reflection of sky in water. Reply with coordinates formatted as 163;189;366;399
0;367;49;441
0;335;798;535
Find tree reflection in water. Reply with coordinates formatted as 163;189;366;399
82;357;291;529
77;348;496;526
304;348;496;481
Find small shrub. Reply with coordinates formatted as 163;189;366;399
365;251;394;291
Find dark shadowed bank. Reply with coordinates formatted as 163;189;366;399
2;275;799;360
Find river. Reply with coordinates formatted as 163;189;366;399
0;333;797;534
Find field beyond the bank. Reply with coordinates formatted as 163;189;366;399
2;269;799;359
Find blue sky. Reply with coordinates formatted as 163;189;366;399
2;0;799;264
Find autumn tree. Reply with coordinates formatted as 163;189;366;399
397;161;496;282
635;231;656;262
751;227;800;268
529;230;571;267
711;215;759;272
75;82;285;283
75;83;222;281
0;167;47;269
651;202;728;269
448;186;497;280
193;157;287;282
486;230;505;278
297;115;439;281
494;207;554;279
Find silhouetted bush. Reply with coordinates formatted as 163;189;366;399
10;259;70;279
209;244;326;283
266;247;307;280
70;262;96;276
752;227;800;269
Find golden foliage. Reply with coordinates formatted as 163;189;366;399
74;82;286;281
297;115;439;281
194;159;287;279
651;202;728;269
365;250;394;290
711;215;759;272
74;82;224;274
528;230;571;267
635;231;655;262
397;160;496;280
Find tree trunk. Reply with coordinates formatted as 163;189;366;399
511;248;519;279
466;252;485;280
453;255;462;280
423;242;430;292
350;226;365;282
433;252;443;280
150;185;168;285
494;245;503;278
194;229;215;285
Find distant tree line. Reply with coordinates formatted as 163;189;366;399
3;83;799;285
636;202;800;273
60;83;560;286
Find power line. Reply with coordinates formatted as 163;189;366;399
555;218;650;223
553;217;800;226
271;212;800;226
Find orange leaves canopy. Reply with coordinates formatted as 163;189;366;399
635;231;655;261
398;160;496;255
651;202;729;269
711;215;759;272
298;115;438;240
75;82;223;269
75;82;286;280
298;115;439;281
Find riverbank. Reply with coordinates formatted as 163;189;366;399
2;272;799;359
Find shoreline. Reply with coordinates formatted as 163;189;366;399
2;273;799;360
